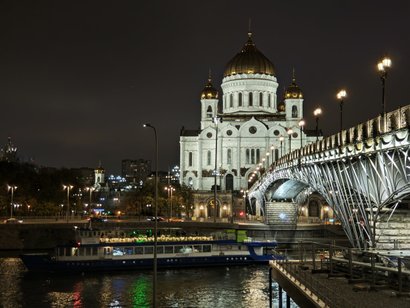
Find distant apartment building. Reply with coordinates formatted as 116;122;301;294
121;159;151;184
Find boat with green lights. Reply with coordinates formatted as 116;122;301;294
20;228;284;272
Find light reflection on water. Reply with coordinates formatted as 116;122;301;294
0;258;298;308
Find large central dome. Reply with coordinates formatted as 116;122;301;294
224;33;275;77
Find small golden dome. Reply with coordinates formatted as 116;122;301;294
284;71;303;99
224;32;275;77
278;101;285;112
200;76;218;99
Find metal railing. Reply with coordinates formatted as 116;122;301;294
275;260;355;308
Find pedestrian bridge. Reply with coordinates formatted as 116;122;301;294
248;105;410;250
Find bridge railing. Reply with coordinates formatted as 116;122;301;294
276;104;410;167
250;104;410;192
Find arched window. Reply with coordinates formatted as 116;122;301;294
207;150;211;165
207;106;213;118
251;149;255;164
230;94;233;108
238;93;243;107
256;149;260;163
268;94;271;108
246;149;250;164
249;92;253;106
188;152;193;167
292;105;298;118
227;149;232;164
259;93;263;106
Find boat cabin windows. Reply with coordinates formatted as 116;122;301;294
164;246;173;254
135;247;144;254
145;247;154;254
203;245;211;252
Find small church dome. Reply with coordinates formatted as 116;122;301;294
224;33;275;77
278;101;286;112
284;73;303;99
200;77;219;99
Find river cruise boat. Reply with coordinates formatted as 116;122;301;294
20;228;284;272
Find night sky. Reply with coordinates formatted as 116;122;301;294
0;1;409;174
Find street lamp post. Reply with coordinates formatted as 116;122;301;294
337;90;347;146
279;136;284;157
298;120;305;149
313;107;322;142
287;128;293;153
270;145;274;163
212;116;221;223
63;185;73;222
165;185;175;219
85;186;95;215
143;123;159;307
7;185;17;218
377;56;392;131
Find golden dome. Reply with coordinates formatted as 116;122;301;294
200;76;218;100
224;33;275;77
278;101;285;112
284;72;303;99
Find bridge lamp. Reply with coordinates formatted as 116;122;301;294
279;136;285;157
336;90;347;146
287;128;293;153
313;107;322;142
298;120;305;149
377;56;392;131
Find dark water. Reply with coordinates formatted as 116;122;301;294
0;258;298;308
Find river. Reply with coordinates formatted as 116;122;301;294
0;257;298;307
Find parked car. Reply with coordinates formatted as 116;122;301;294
147;216;165;222
4;218;23;224
169;217;184;222
87;216;107;223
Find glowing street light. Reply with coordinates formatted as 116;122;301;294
85;186;95;215
313;107;322;142
377;56;392;130
7;185;17;218
279;136;284;157
212;115;222;223
287;128;293;153
298;120;305;149
165;185;176;219
337;89;347;145
143;122;159;307
63;185;73;222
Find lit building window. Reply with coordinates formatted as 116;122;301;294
227;149;232;165
188;152;193;167
207;106;212;118
292;105;298;118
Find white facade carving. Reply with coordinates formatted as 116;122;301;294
180;33;317;193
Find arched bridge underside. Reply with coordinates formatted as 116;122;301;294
249;105;410;249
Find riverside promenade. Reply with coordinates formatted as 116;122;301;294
270;258;410;307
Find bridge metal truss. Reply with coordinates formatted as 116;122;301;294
249;106;410;249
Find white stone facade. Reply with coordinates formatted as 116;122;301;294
180;35;317;193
